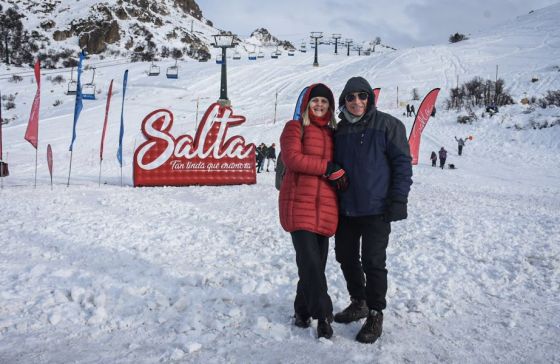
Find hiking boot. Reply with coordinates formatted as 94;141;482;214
356;309;383;344
294;313;311;328
334;298;369;323
317;319;333;339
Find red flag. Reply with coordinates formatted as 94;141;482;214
100;79;114;161
408;88;440;165
47;144;53;177
24;60;41;149
372;88;380;107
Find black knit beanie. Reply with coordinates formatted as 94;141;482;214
309;84;332;101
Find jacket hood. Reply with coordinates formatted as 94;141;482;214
338;76;375;112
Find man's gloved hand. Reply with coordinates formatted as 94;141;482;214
325;162;349;192
384;197;408;222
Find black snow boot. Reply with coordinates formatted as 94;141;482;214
317;319;333;339
356;309;383;344
294;313;311;328
334;298;369;323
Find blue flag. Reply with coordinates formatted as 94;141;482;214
117;70;128;167
69;50;86;151
292;86;308;121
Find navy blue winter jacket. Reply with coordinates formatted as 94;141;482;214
334;80;412;217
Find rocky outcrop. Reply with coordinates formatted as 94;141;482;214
77;21;121;54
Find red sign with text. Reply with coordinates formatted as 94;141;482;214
133;103;256;187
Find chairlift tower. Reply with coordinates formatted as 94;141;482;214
345;39;353;56
310;31;323;67
332;33;342;55
356;45;363;56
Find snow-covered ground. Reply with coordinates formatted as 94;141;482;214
1;4;560;363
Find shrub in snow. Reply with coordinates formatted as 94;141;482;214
449;32;468;43
8;74;23;83
538;90;560;108
51;75;65;84
5;101;15;110
53;99;63;107
457;115;474;124
446;77;514;111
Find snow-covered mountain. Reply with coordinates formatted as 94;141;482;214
0;3;559;364
0;0;296;67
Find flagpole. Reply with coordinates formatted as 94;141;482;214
120;165;123;187
67;150;73;187
98;159;103;187
34;147;38;188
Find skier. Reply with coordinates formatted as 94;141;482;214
278;83;346;340
430;151;437;167
438;147;447;169
406;104;411;117
454;136;466;156
410;104;416;116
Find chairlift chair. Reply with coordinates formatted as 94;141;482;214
166;60;179;79
66;66;77;95
271;52;278;59
257;51;265;58
232;50;241;60
248;52;257;61
300;42;307;53
216;54;223;64
82;68;96;100
288;50;295;56
148;62;160;76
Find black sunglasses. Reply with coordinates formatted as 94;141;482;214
344;92;369;103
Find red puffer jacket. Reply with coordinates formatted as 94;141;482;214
278;84;338;237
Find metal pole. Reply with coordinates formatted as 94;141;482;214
98;159;102;187
273;91;278;124
313;38;319;67
220;47;228;100
347;43;351;56
195;97;200;130
120;165;123;187
396;85;399;108
67;150;73;187
34;147;38;188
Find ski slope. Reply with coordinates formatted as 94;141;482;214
1;4;560;364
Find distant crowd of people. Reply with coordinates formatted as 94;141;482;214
256;143;276;173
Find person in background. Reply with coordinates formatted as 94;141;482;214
438;147;447;169
430;151;437;167
278;83;347;340
333;76;413;344
406;104;411;117
256;143;267;173
454;136;466;156
410;104;416;116
266;143;277;172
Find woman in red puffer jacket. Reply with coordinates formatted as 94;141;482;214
278;83;348;339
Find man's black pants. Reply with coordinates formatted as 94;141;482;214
291;230;333;320
335;215;391;312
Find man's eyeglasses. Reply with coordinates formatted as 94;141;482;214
344;92;369;103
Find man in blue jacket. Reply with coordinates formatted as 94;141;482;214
333;77;413;344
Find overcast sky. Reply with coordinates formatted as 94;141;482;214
197;0;558;48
